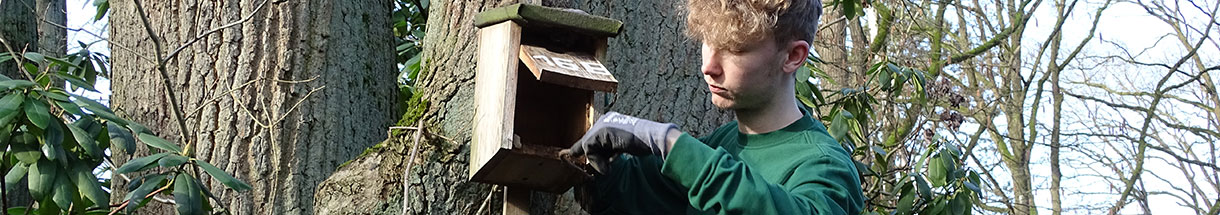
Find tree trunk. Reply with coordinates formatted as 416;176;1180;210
0;0;37;78
313;0;732;214
107;0;397;214
36;0;65;58
813;6;851;89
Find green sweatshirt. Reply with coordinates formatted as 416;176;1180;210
587;110;865;214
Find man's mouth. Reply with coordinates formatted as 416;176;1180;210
708;84;727;94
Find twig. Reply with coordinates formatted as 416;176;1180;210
131;0;192;148
160;0;271;66
402;120;424;215
107;182;174;215
475;185;500;215
272;85;326;125
0;37;37;81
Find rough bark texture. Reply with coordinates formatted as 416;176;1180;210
313;0;733;214
813;6;850;89
0;0;37;78
107;0;397;214
36;0;65;57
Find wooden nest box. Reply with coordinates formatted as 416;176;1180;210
470;4;622;193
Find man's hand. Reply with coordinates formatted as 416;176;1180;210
562;112;680;174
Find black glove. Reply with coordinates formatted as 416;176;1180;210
563;112;679;174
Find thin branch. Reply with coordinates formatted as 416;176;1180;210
131;0;192;150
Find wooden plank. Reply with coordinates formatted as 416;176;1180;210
471;21;523;180
504;186;530;215
518;45;618;92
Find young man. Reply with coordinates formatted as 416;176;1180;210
562;0;865;214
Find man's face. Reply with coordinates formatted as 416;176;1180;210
701;38;790;110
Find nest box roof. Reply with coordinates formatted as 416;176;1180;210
474;4;623;37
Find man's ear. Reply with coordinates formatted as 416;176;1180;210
781;40;811;74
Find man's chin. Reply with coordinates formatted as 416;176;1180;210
710;96;734;109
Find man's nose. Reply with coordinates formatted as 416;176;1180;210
701;46;722;77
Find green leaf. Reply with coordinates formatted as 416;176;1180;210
126;174;166;214
42;89;70;101
841;0;856;19
13;134;41;163
42;122;67;165
94;0;109;21
5;163;28;189
929;154;946;187
71;94;122;122
52;171;78;210
896;183;916;215
828;111;851;142
197;160;251;191
67;123;102;158
24;97;50;129
173;173;203;215
138;133;182;153
949;193;969;215
108;121;136;155
28;159;57;200
0;80;36;91
22;52;45;64
964;181;981;193
72;163;109;208
915;174;932;201
56;100;85;116
159;154;188;167
940;150;958;184
59;72;98;92
116;152;170;174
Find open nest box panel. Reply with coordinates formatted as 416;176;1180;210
469;4;623;193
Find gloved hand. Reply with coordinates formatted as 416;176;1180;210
562;112;680;174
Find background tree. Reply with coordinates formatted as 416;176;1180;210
106;0;398;214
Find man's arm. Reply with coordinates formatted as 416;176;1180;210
661;133;864;215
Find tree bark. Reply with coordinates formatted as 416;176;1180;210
36;0;65;57
813;6;851;89
313;0;732;214
107;0;397;214
0;0;37;78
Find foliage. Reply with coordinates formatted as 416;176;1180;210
0;46;250;214
799;54;980;214
394;0;429;103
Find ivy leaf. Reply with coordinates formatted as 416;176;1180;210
116;152;170;174
108;121;136;155
196;160;251;191
173;173;203;215
138;133;182;153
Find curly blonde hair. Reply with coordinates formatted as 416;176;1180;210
686;0;822;51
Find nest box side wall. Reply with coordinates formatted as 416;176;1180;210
471;21;522;179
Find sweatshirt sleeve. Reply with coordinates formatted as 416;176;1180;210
661;133;863;215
